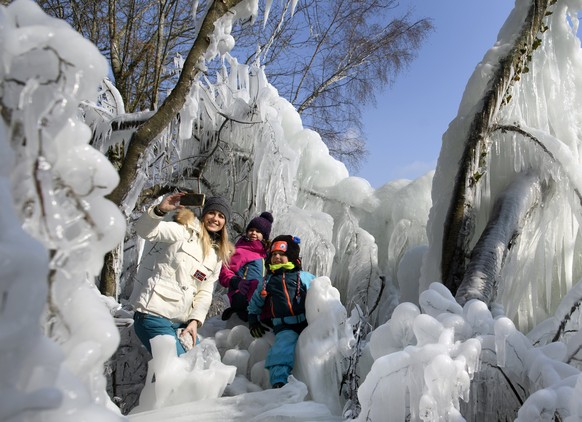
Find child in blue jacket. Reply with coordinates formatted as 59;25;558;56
247;235;315;388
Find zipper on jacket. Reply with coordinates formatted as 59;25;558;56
281;273;295;316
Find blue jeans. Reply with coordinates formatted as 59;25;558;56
133;311;193;356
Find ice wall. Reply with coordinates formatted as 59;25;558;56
0;0;125;420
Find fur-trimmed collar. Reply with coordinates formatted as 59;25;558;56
175;208;198;231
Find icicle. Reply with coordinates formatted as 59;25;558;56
290;0;299;16
263;0;273;27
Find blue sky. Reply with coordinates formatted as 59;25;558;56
356;2;516;188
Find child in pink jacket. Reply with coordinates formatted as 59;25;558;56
219;212;273;321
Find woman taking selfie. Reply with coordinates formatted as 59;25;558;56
132;193;233;355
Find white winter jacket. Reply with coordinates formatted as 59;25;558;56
133;206;222;325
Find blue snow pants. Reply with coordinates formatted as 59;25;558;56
265;328;300;386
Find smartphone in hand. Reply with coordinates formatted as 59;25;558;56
180;193;205;207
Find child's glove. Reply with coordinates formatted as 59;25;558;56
238;278;258;296
229;276;241;290
249;314;269;338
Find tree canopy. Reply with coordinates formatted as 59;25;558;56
38;0;432;170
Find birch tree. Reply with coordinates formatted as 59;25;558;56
39;0;433;170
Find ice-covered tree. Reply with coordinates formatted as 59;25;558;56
7;0;582;420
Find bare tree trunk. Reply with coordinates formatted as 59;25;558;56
152;0;166;109
108;0;122;93
99;141;126;296
455;173;542;306
100;243;123;298
441;0;553;295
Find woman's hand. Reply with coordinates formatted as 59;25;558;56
182;319;200;343
158;192;185;213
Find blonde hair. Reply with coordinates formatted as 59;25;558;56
176;208;233;263
200;222;233;264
